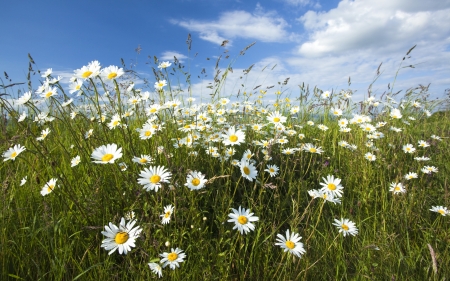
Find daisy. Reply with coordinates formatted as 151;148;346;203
85;129;93;139
62;99;73;107
267;111;287;126
421;166;438;174
361;123;376;133
40;86;58;99
227;206;259;235
74;60;101;80
319;175;344;198
390;108;402;119
158;61;172;69
17;111;27;122
71;155;81;167
154;80;167;90
415;156;430;161
275;229;306;258
138;165;172;191
118;162;128;171
303;143;324;154
242;149;253;160
101;65;124;80
91;144;123;164
404;172;418;180
101;217;142;255
160;204;174;224
160;248;186;270
403;144;416;153
222;126;246;146
239;159;258;182
146;104;161;115
321;91;331;99
308;189;342;204
108;114;121;130
333;218;358;237
265;164;279;177
20;176;27;186
282;148;297;155
148;262;163;278
364;152;376;161
317;124;328;131
430;206;448;216
17;91;32;105
389;182;406;194
41;68;52;78
185;170;207;190
431;135;442;141
36;128;51;141
40;178;57;196
69;80;83;95
331;107;343;116
3;144;26;161
139;124;156;140
418;140;430;148
132;154;153;165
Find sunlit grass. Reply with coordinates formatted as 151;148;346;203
1;45;449;280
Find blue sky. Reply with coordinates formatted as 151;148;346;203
2;0;450;102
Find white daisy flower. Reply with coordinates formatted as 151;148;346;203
227;206;259;235
101;217;142;255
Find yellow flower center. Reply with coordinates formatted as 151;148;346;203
309;148;317;153
237;215;248;224
82;71;93;78
113;120;119;126
144;131;152;136
269;168;274;173
164;211;171;218
114;232;129;244
11;152;17;158
273;117;280;122
45;91;53;98
243;167;250;175
285;240;295;249
229;135;238;142
102;154;114;162
341;224;349;231
192;178;200;186
150;108;157;113
327;183;336;190
167;252;178;262
107;72;117;79
150;175;161;184
394;186;400;191
140;158;147;163
76;85;81;90
47;185;54;193
438;209;445;215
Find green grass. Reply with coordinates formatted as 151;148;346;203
1;49;450;280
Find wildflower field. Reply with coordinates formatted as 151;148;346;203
1;45;450;280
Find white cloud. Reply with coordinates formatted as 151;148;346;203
160;51;188;63
172;8;292;45
297;0;450;57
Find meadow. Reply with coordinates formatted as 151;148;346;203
1;45;449;280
